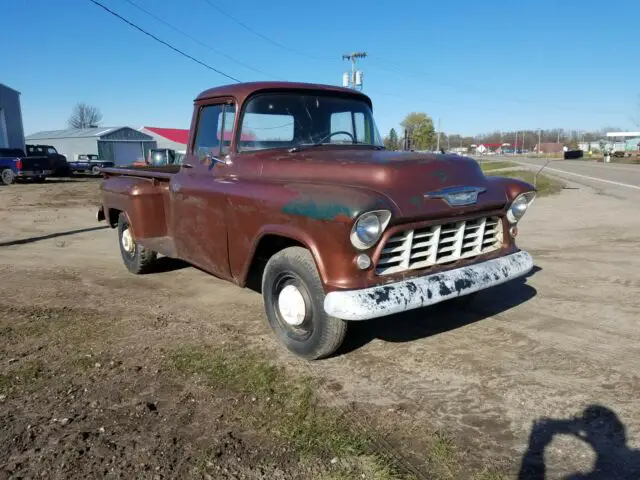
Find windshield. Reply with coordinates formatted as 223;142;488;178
238;92;382;152
47;147;58;154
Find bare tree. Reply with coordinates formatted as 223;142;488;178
67;103;103;129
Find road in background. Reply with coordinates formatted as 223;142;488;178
509;157;640;201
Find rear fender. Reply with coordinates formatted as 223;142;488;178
100;176;169;239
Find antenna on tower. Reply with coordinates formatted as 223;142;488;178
342;52;367;90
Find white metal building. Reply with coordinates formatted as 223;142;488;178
0;83;25;150
25;127;156;166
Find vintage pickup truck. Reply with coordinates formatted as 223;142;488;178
69;154;115;175
97;81;536;359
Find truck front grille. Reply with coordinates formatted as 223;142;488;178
375;216;503;275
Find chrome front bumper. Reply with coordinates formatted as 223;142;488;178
324;251;533;321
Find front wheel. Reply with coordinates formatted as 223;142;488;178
91;165;101;176
262;247;347;360
117;213;157;274
1;169;15;185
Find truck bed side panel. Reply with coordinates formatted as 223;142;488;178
100;176;170;240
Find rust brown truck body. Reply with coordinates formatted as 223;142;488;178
98;81;535;359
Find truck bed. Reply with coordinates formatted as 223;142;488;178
101;164;181;179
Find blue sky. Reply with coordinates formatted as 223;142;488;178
3;0;639;137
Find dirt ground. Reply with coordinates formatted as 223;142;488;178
1;178;639;479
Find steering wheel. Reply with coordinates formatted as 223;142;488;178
316;131;355;144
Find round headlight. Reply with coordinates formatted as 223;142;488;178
507;192;536;224
350;210;391;250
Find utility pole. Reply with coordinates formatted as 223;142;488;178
342;52;367;90
538;129;541;157
514;131;518;155
436;117;441;152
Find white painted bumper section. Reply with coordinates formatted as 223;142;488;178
324;251;533;321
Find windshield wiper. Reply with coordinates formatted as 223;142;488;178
288;142;330;153
289;141;385;153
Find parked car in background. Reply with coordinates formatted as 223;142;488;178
97;81;536;360
0;148;52;185
68;154;115;175
25;144;71;177
131;148;185;167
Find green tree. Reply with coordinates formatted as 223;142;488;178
401;112;435;150
384;128;399;150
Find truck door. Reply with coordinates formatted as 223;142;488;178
170;100;235;280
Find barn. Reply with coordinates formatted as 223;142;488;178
25;127;156;166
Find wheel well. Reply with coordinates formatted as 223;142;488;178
107;208;121;227
245;235;305;293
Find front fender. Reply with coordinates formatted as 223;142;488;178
227;182;397;290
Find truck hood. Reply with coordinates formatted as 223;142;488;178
259;149;512;219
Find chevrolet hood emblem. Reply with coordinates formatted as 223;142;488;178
424;186;487;206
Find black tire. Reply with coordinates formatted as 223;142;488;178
34;176;46;184
91;165;101;176
1;169;15;185
117;213;157;274
262;247;347;360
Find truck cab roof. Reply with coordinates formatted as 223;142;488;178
195;81;372;107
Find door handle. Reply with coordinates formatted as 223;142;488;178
182;162;194;169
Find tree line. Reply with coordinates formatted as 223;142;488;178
384;112;624;151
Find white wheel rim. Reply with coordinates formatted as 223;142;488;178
277;285;307;326
121;228;135;253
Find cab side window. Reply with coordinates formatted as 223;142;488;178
193;103;236;163
194;104;223;163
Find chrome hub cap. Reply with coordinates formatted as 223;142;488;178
121;228;135;253
277;285;307;326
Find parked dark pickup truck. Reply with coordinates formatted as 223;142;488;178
26;144;71;177
0;148;52;185
98;81;536;359
69;154;115;175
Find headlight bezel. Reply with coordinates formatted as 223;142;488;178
507;191;536;224
350;210;392;250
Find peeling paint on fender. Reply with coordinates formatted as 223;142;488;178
282;199;354;221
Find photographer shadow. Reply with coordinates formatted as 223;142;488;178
518;405;640;479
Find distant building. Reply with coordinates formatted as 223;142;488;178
0;83;25;150
535;142;563;154
25;127;156;166
138;127;189;152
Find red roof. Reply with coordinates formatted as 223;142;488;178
144;126;255;143
144;127;189;145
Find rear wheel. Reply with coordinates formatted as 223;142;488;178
1;169;15;185
117;213;157;274
262;247;347;360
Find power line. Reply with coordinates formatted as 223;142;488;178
87;0;241;83
122;0;281;80
200;0;333;62
368;55;629;117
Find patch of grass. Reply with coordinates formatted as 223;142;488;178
0;373;11;392
479;161;518;171
0;360;46;394
488;169;565;197
427;431;458;478
169;346;410;479
474;470;507;480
